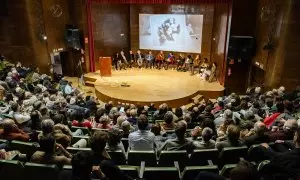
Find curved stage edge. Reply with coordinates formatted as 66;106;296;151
84;70;224;107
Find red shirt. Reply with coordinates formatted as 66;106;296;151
264;113;281;127
72;120;92;128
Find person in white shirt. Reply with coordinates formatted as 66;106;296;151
128;114;155;151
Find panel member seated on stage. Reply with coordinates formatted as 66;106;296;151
165;52;174;70
145;50;155;69
184;55;193;72
128;50;135;68
192;54;201;75
135;50;144;69
176;53;185;71
155;50;164;69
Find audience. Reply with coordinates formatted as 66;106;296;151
1;58;300;179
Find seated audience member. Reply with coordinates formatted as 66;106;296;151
28;110;42;131
128;114;155;151
85;96;98;115
197;106;214;123
96;115;112;129
216;124;244;151
230;160;260;180
244;121;270;147
266;119;298;142
114;115;127;129
0;119;30;141
151;124;167;149
31;134;72;167
174;107;183;120
121;120;132;138
71;112;92;128
39;119;72;148
183;113;194;129
153;103;168;121
261;126;300;178
105;129;125;154
194;127;216;149
159;120;195;152
162;111;176;130
127;109;138;125
214;109;233;128
217;118;235;139
264;102;285;127
211;100;224;115
99;160;134;180
58;151;95;180
201;118;218;139
10;102;31;125
90;131;110;165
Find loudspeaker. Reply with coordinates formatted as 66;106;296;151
64;27;81;49
228;36;255;60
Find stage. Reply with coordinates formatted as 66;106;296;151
83;69;224;107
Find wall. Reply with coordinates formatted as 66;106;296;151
0;0;36;68
91;3;130;70
0;0;88;74
251;0;300;90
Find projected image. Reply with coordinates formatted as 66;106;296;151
139;14;203;53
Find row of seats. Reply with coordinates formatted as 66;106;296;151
0;159;237;180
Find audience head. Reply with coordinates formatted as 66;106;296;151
2;119;16;133
151;124;161;136
137;114;148;130
39;134;56;154
230;160;260;180
90;131;108;153
107;129;123;147
227;125;241;144
224;109;233;119
164;111;174;124
100;115;110;125
175;120;187;139
253;121;267;135
116;115;127;127
283;119;298;133
202;127;213;142
41;119;54;134
294;126;300;147
121;120;131;134
71;151;93;178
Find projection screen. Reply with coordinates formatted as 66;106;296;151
139;14;203;53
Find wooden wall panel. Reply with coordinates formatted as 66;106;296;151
91;3;130;70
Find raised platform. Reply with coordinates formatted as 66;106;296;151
84;69;224;107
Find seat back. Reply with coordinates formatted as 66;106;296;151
24;162;59;180
181;165;219;180
220;164;236;178
219;146;247;166
66;147;92;154
119;165;140;179
71;135;90;145
107;150;126;165
10;140;39;157
0;160;24;180
143;167;179;180
128;150;156;166
158;151;188;170
121;138;129;152
189;149;218;165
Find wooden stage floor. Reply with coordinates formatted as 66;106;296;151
84;69;224;107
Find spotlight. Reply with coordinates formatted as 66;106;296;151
43;36;47;40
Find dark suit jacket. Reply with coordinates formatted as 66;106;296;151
244;134;270;147
135;53;144;60
267;148;300;177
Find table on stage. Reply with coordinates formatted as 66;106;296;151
99;56;112;76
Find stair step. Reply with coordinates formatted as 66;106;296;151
85;81;95;87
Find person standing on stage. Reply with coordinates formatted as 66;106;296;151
113;52;121;70
184;54;193;73
155;50;164;69
120;50;128;68
165;52;174;70
128;50;135;68
176;53;185;71
136;50;144;69
145;50;155;69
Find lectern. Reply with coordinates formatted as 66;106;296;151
99;56;112;76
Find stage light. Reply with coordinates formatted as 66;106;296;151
43;36;47;40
